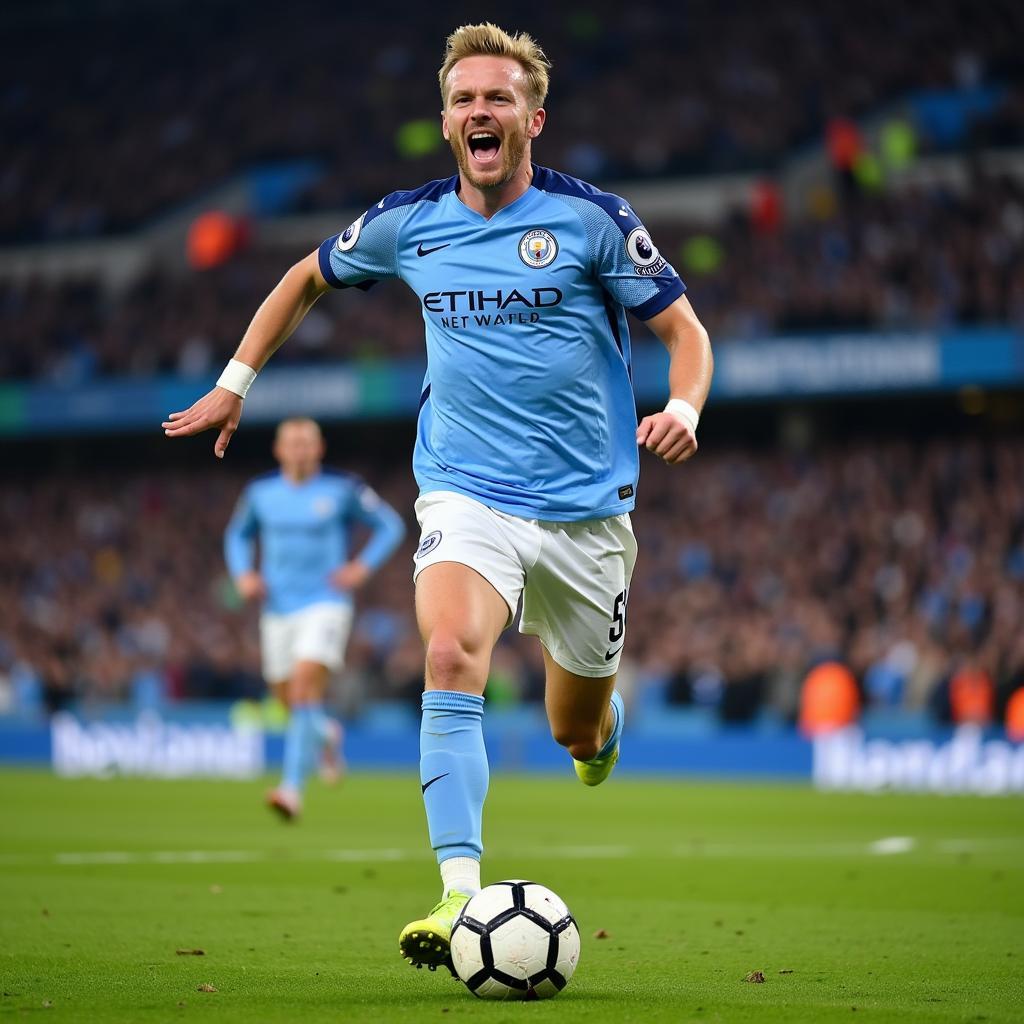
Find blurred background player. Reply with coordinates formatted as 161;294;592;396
224;417;405;819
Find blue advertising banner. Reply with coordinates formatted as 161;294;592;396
1;329;1022;436
2;711;1021;793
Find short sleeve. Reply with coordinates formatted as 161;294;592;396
591;198;685;321
317;200;410;290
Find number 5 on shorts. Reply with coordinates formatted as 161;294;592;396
608;589;626;644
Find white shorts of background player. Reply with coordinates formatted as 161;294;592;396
259;602;354;683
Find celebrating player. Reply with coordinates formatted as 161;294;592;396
224;417;405;819
164;22;712;970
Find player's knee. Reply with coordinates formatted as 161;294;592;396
425;631;482;690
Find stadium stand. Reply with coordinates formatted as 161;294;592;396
4;172;1023;383
3;438;1022;727
3;0;1023;752
3;0;1022;242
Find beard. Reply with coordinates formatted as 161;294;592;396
449;116;530;189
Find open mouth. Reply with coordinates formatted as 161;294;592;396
467;131;501;165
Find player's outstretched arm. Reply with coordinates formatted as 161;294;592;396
162;251;330;458
636;294;713;465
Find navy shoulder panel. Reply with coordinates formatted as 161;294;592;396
531;165;634;238
364;175;459;227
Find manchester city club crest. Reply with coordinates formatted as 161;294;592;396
518;228;559;268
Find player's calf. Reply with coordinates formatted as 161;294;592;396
571;691;624;787
318;717;346;784
551;724;603;763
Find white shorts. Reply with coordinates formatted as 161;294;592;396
412;491;637;678
259;602;353;683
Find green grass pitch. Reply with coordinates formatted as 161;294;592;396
1;770;1021;1022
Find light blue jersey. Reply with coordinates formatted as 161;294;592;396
318;165;685;521
224;470;405;615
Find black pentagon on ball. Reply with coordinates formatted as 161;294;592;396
529;966;568;991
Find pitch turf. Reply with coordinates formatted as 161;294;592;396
1;771;1021;1022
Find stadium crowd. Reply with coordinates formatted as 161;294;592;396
4;172;1024;385
4;0;1022;242
4;2;1024;744
2;438;1022;730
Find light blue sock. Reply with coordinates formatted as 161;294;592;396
310;706;332;745
420;690;488;864
281;704;318;793
594;690;624;760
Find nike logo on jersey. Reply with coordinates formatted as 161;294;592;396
604;645;624;661
417;241;451;257
421;772;450;793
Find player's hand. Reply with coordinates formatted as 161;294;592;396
235;571;267;602
162;387;244;458
331;560;371;592
636;411;698;464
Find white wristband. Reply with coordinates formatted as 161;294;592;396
664;398;700;434
216;359;257;399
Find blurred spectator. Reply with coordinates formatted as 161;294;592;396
799;662;861;736
1006;688;1024;742
948;661;995;725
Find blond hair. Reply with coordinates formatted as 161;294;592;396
438;23;551;109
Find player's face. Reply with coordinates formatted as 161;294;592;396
273;422;324;479
442;56;544;190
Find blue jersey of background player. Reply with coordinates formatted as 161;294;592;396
224;417;405;819
165;23;713;971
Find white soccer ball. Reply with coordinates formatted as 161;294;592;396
450;880;581;1000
